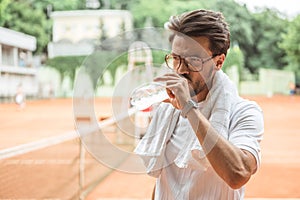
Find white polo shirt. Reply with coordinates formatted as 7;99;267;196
135;71;264;200
154;100;263;199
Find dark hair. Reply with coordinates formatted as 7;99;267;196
167;9;230;56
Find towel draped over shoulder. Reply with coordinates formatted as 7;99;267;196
134;70;241;177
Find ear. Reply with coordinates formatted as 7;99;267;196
215;54;225;70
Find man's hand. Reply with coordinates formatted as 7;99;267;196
154;73;191;110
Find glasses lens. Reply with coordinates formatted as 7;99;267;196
186;57;203;71
166;54;180;69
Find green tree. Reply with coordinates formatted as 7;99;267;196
223;44;244;78
2;0;49;53
280;15;300;82
130;0;171;28
45;55;86;85
246;9;287;73
1;0;87;54
213;0;253;67
32;0;86;11
131;0;209;28
104;0;133;10
212;1;288;75
130;0;252;75
0;0;11;26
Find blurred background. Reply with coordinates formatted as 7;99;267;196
0;0;299;98
0;0;300;199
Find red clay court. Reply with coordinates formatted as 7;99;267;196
0;95;300;199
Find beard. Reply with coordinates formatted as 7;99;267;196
186;66;215;97
189;80;206;97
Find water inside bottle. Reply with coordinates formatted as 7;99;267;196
130;82;169;110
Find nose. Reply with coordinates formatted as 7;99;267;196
176;59;189;75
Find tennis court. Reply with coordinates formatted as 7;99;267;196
0;95;299;199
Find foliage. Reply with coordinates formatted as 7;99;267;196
87;50;127;87
130;0;291;78
212;0;253;75
32;0;86;11
0;0;86;54
213;1;287;74
75;49;169;87
54;50;127;87
1;0;298;83
0;0;10;26
104;0;134;10
152;50;167;66
246;9;288;73
2;0;50;53
279;15;300;82
223;45;244;79
88;49;168;86
130;0;170;28
45;55;86;85
131;0;209;28
214;0;254;46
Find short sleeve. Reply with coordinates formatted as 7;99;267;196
228;101;264;168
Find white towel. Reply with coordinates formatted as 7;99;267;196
134;70;240;175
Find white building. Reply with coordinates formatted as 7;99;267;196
0;27;38;99
48;9;133;58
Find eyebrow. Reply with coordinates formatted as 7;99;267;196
171;52;202;58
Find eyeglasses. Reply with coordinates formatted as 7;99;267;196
165;53;217;72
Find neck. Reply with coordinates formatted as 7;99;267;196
194;74;215;102
194;86;209;102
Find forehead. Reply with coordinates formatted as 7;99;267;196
172;35;211;57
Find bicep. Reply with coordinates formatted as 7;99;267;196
229;105;264;169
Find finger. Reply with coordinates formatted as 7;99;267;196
166;88;175;98
165;80;186;86
153;73;181;82
162;98;179;109
153;76;171;82
162;98;171;103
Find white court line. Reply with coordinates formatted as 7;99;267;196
246;199;300;200
96;199;150;200
96;199;300;200
0;107;137;160
245;199;300;200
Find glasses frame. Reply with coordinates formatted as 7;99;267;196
165;53;217;72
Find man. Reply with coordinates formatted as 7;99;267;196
135;9;264;199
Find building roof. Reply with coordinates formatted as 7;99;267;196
0;27;37;51
50;9;132;18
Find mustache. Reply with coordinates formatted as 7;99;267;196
181;74;191;81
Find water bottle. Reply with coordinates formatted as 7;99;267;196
130;82;169;110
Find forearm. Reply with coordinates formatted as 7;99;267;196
186;107;256;189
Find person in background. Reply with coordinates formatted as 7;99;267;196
15;83;26;110
135;9;264;200
289;81;296;95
